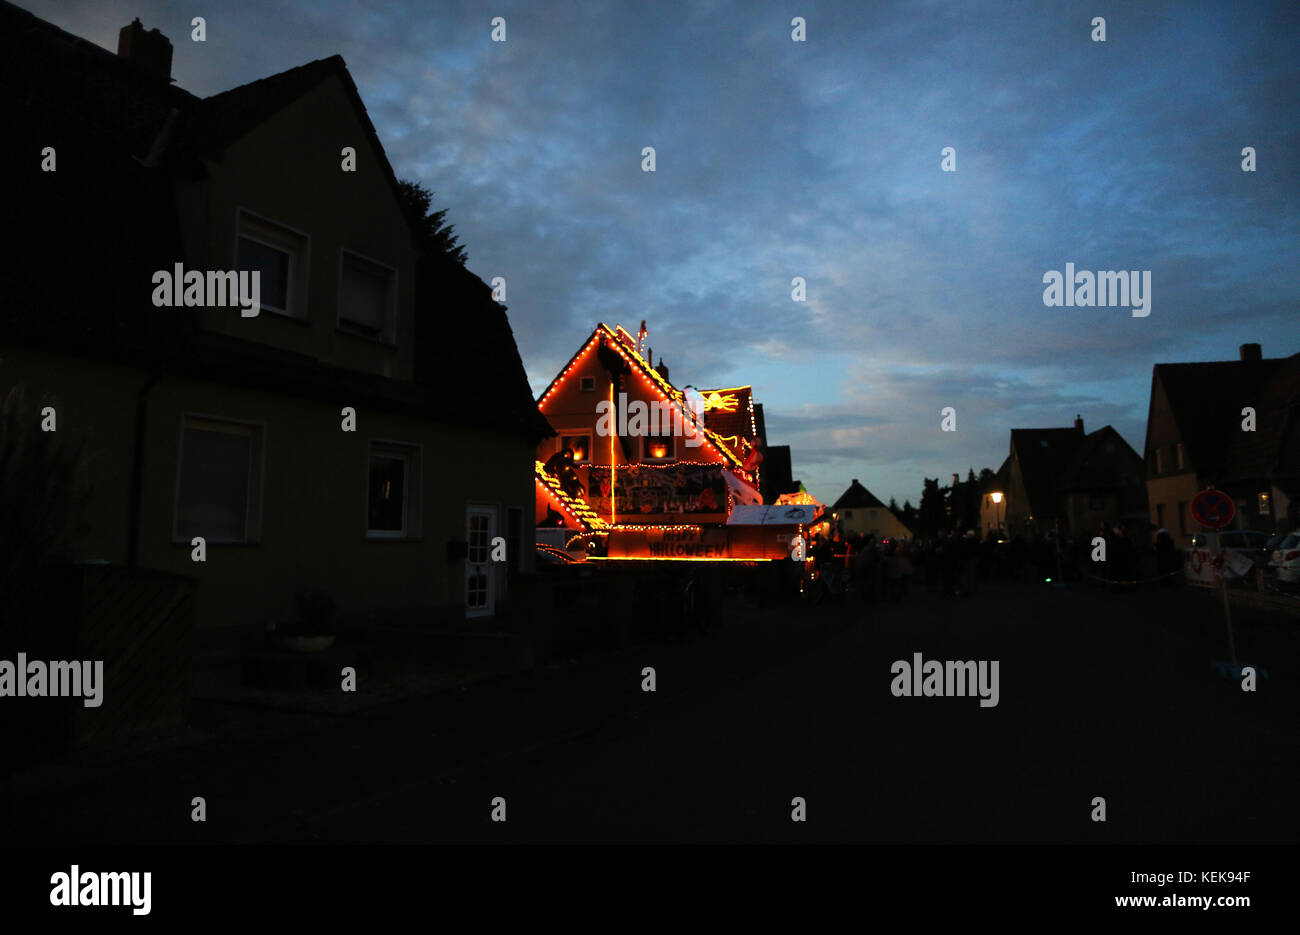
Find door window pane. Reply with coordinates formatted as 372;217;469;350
468;513;490;562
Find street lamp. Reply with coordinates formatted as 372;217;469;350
991;491;1004;531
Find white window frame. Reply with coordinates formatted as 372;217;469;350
337;248;398;342
365;439;422;540
234;208;310;320
172;413;265;544
465;503;498;618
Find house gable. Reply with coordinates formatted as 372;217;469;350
183;70;419;378
537;324;743;470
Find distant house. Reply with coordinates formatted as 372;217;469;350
979;460;1011;533
1144;343;1300;547
1057;424;1148;539
831;479;913;540
0;5;549;634
987;416;1146;540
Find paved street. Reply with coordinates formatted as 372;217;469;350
11;578;1299;844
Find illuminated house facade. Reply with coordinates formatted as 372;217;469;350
536;324;794;560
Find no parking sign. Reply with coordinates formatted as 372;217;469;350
1190;487;1236;529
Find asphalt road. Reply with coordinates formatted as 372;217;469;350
264;578;1300;844
12;577;1299;844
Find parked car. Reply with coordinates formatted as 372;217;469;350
1184;529;1272;588
1268;531;1300;585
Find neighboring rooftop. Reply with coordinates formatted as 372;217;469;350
832;479;887;510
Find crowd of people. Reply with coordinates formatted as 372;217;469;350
806;523;1179;604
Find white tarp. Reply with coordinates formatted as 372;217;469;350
726;504;819;526
722;470;764;506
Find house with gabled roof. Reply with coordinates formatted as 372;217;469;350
536;323;787;559
988;416;1145;540
831;479;912;540
1001;424;1084;535
1144;343;1300;546
1056;423;1148;540
0;4;550;635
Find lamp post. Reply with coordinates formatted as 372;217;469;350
991;491;1004;532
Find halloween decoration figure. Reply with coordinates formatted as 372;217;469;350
544;447;586;500
539;504;564;527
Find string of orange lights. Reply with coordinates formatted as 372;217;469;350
538;324;746;473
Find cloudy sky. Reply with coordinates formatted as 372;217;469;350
29;0;1299;507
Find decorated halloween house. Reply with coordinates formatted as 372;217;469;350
535;323;811;560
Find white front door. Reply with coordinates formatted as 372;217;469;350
466;506;496;618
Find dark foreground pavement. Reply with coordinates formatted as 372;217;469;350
10;579;1300;843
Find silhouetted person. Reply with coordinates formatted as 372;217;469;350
1112;525;1136;590
959;530;980;596
1009;533;1028;582
1154;528;1177;586
939;531;960;597
855;535;879;603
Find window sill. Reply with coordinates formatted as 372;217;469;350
260;307;311;325
172;538;261;545
337;325;398;349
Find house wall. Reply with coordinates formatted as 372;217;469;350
537;331;732;523
1218;480;1282;535
840;508;911;540
1003;454;1034;532
980;494;1007;533
1146;472;1201;547
1065;491;1122;541
174;73;419;381
1;345;534;635
1274;483;1296;532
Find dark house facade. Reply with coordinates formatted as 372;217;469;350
0;4;550;637
991;416;1146;540
1144;343;1300;547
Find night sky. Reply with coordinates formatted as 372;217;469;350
28;0;1300;507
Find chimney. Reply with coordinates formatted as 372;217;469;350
1240;343;1262;362
118;18;173;81
952;473;959;487
852;478;859;486
1074;414;1084;432
655;357;669;382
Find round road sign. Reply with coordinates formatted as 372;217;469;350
1190;488;1236;529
